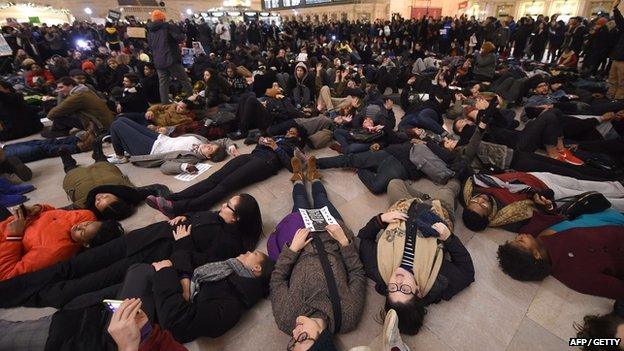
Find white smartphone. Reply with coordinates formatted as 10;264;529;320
103;299;123;312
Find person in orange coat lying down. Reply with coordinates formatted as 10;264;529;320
0;204;123;280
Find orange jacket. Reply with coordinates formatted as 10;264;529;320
0;205;96;280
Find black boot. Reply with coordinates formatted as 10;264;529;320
91;135;107;162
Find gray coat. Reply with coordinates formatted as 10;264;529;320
129;151;207;175
270;225;366;335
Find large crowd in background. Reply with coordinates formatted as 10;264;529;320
0;1;622;350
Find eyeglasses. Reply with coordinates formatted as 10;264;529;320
469;196;490;210
387;283;416;296
226;202;237;215
287;332;316;351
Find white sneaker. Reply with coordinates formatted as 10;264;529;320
107;155;128;164
383;309;410;351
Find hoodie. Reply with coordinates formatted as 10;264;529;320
287;62;316;106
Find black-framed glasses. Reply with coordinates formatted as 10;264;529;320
286;332;316;351
387;283;416;296
226;202;236;214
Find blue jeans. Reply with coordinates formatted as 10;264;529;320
4;136;79;163
333;129;371;154
291;181;342;220
317;150;409;194
110;117;158;156
116;113;148;126
399;108;445;134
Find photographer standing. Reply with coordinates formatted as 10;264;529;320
147;10;193;103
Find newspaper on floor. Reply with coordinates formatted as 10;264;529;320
299;206;338;232
174;163;212;182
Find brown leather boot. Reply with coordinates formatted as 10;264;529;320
290;157;304;183
307;156;321;181
77;131;95;152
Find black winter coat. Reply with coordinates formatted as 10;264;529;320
357;215;475;305
147;21;185;69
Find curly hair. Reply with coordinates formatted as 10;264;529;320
497;242;551;281
575;313;624;351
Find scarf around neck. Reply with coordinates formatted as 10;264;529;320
190;258;254;301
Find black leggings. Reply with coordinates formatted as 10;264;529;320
516;110;562;152
168;153;280;215
511;151;620;181
0;232;172;308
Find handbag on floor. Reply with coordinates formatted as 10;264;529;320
555;191;612;219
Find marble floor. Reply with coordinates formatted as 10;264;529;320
0;112;614;350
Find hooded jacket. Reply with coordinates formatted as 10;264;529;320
147;21;185;69
47;84;114;130
62;161;136;209
287;62;316;106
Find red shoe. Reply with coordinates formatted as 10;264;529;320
557;148;584;166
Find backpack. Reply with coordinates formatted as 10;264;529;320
556;191;612;219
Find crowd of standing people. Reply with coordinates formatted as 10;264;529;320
0;2;622;350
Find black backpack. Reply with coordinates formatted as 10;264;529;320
556;191;612;219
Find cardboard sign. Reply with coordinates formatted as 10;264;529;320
108;10;121;21
126;27;146;38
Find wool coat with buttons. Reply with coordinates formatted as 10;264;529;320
536;225;624;299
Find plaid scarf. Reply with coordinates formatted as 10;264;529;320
190;258;254;301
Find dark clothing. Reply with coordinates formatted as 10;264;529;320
119;87;149;113
169;152;282;215
0;212;246;308
4;136;80;163
153;266;268;343
110;117;158;156
147;22;185;69
358;216;475;304
317;150;410;194
0;92;43;141
141;75;161;104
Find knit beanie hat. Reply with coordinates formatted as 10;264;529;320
151;10;166;22
139;53;150;62
81;61;95;71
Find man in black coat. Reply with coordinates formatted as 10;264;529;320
141;62;161;104
116;73;149;115
146;10;193;104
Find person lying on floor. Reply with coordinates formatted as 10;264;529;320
497;209;624;299
2;130;95;163
146;126;306;218
0;297;188;351
119;248;273;343
0;194;262;308
0;204;122;281
460;170;624;232
574;300;624;351
270;158;366;350
358;180;474;335
105;117;234;174
58;140;170;220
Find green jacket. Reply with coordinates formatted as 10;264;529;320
63;162;134;208
48;85;114;130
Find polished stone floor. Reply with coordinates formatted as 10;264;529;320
0;110;613;350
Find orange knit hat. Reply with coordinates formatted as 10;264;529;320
151;10;166;22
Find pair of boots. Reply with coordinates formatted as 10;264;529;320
290;155;321;183
0;177;34;207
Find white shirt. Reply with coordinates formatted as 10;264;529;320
150;134;202;155
216;24;230;42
